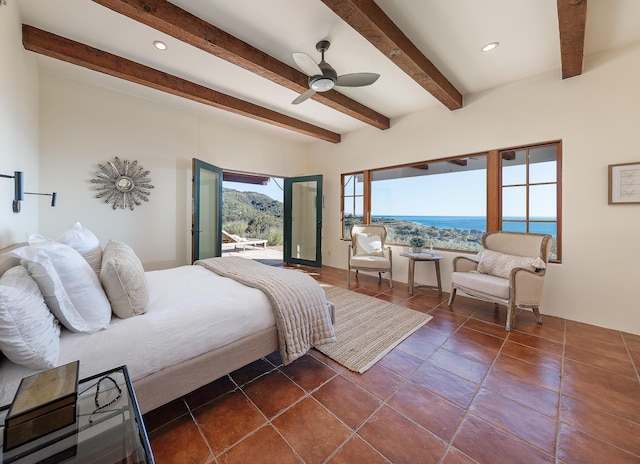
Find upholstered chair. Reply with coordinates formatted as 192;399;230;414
448;231;552;331
347;225;393;288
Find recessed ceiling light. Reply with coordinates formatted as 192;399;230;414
153;41;167;51
481;42;499;52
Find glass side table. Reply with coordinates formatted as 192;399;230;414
1;365;154;464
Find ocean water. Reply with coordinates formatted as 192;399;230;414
375;215;557;236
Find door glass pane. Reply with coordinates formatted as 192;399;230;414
502;149;527;185
198;169;220;259
291;181;317;261
502;185;526;218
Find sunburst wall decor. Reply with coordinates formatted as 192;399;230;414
91;157;154;210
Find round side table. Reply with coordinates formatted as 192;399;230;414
399;251;443;295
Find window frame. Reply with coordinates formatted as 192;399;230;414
340;141;562;263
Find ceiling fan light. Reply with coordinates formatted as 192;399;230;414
310;77;334;92
481;41;499;52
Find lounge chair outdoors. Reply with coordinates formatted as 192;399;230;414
222;230;268;251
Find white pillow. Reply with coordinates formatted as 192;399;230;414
100;241;149;319
0;266;61;369
355;233;383;256
476;249;546;279
55;222;102;275
7;241;111;333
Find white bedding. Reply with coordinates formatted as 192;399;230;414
0;265;274;407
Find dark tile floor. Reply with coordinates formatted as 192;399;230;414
143;266;640;463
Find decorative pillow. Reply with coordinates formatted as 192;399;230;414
355;233;384;256
0;266;60;369
476;249;546;279
100;241;149;319
56;222;102;275
6;241;111;333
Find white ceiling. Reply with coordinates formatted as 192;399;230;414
15;0;640;142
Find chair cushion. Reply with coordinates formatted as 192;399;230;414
476;249;545;279
350;255;390;270
452;271;510;300
354;233;383;256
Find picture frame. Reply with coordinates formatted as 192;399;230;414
608;162;640;204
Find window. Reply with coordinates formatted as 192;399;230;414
340;141;562;261
341;172;365;239
501;143;561;260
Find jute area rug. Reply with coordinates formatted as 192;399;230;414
315;285;433;374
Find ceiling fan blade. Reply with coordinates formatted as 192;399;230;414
335;72;380;87
292;88;316;105
292;52;322;77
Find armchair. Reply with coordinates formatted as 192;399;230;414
448;231;552;331
347;225;393;288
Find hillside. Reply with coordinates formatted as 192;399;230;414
222;188;283;245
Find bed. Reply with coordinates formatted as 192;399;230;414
0;228;335;413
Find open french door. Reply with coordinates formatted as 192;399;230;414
284;175;323;267
192;158;223;262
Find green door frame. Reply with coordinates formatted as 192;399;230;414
284;175;323;267
192;158;223;262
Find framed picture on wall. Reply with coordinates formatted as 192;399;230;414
609;162;640;204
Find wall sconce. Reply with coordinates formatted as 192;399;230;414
1;171;24;213
25;191;57;207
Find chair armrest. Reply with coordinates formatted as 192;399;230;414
510;267;546;306
384;246;392;265
452;256;478;273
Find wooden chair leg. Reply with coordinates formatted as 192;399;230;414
447;287;457;306
532;306;543;324
388;271;393;288
505;302;516;331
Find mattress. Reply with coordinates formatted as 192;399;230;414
0;265;274;407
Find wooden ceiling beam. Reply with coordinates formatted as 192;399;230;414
91;0;389;130
557;0;587;79
22;25;340;143
321;0;462;111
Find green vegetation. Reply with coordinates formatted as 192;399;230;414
222;188;283;246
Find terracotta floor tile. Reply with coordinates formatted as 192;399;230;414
483;369;559;418
560;395;640;456
469;305;509;328
442;332;501;365
326;435;389;464
143;398;189;433
453;415;554;464
149;414;213;464
243;370;305;419
506;331;563;356
358;405;447;464
309;348;349;374
565;331;631;362
272;397;352;464
312;375;381;429
411;363;479;408
193;390;266;455
564;343;637;377
341;364;405;401
430;307;471;326
450;326;505;351
428;348;490;384
229;357;276;386
470;388;557;454
462;318;508;339
217;425;302;464
557;423;640;464
442;296;483;316
183;375;236;411
562;359;640;423
492;353;561;392
265;350;283;367
512;323;564;344
500;341;562;373
396;331;440;360
623;332;640;354
279;353;337;392
565;319;624;344
378;347;423;377
440;447;479;464
388;381;465;442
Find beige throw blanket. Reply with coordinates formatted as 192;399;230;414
195;257;336;364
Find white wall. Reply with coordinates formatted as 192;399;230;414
310;43;640;335
0;0;39;245
38;74;309;269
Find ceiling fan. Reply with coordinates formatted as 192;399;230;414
291;40;380;105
